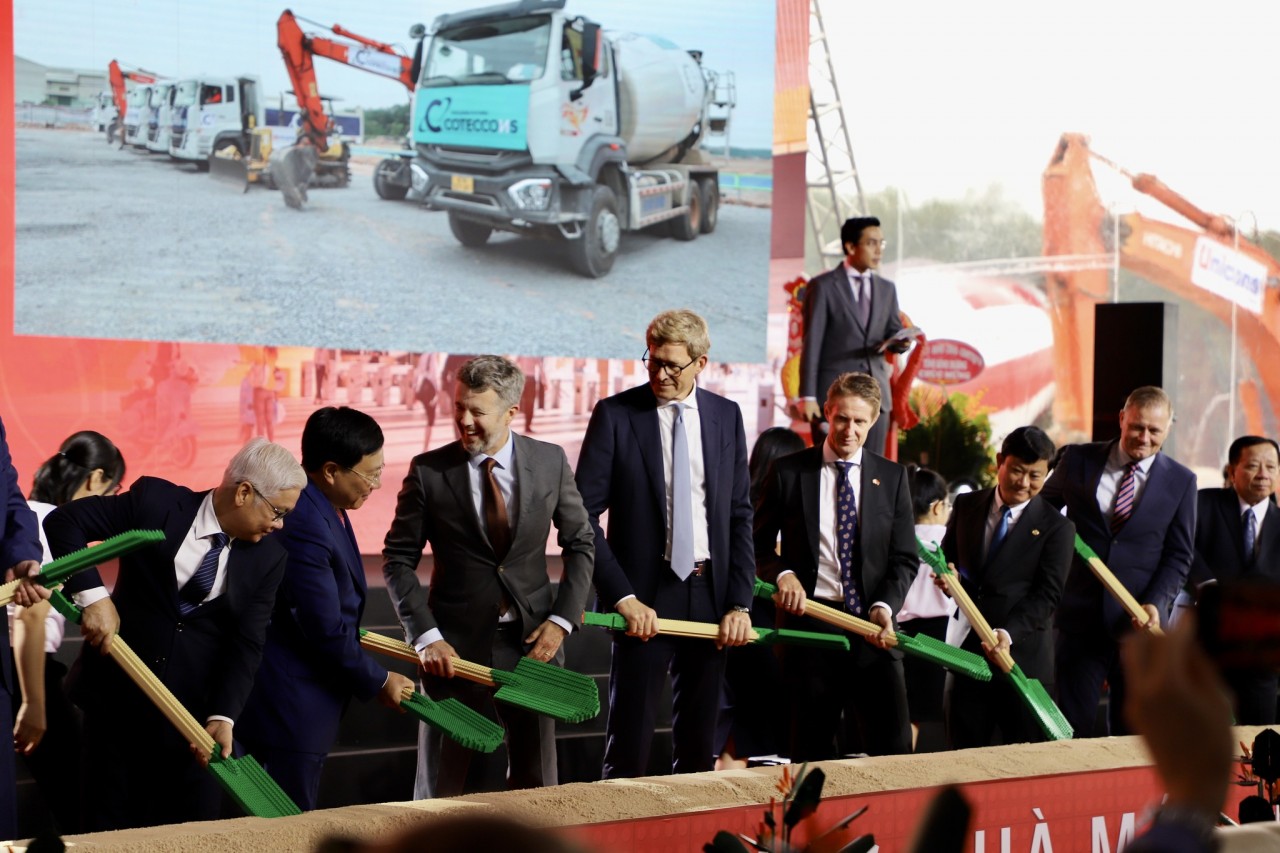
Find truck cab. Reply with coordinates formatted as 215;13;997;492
170;76;263;170
92;91;117;134
123;84;153;148
145;83;176;154
412;0;721;277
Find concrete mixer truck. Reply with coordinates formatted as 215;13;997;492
411;0;729;277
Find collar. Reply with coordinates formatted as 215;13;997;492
663;383;701;411
469;431;516;471
822;441;864;467
993;487;1031;518
1238;493;1270;518
194;491;227;542
843;261;873;283
1108;442;1158;475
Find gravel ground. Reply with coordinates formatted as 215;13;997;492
15;127;771;362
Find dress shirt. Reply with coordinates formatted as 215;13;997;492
657;388;710;564
1239;494;1269;560
1096;444;1157;526
985;489;1031;558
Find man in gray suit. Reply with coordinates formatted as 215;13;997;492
383;355;594;798
796;216;913;455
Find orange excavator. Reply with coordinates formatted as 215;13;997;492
272;9;424;209
106;60;161;145
1043;133;1280;448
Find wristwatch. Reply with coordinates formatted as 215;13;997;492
729;605;751;614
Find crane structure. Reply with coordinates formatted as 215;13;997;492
107;60;163;143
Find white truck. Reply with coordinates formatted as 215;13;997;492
123;84;153;148
91;91;117;135
169;75;263;171
145;82;176;155
411;0;728;277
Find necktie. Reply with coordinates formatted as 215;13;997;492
1244;509;1257;566
179;531;228;615
1111;461;1140;534
987;505;1013;564
835;460;862;615
855;274;871;327
670;402;695;580
481;458;512;560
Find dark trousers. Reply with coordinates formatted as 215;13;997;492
238;739;326;812
783;602;911;760
415;622;557;799
13;655;83;834
945;668;1047;749
1225;670;1279;726
0;685;14;840
1055;629;1129;738
603;570;724;779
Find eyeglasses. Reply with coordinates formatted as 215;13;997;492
641;351;698;378
860;238;887;249
343;465;383;487
248;482;290;521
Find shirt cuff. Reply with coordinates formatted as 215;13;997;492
776;569;796;581
615;594;637;609
206;715;233;726
548;614;573;634
995;627;1013;649
869;601;893;620
72;586;111;609
413;628;444;651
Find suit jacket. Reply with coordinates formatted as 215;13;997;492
1040;442;1197;636
382;432;594;663
799;265;903;403
1190;488;1280;587
50;476;287;722
753;444;916;661
0;416;43;696
941;490;1075;681
576;383;754;614
238;480;386;754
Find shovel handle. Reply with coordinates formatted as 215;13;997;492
359;630;498;687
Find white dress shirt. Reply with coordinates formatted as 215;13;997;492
1096;444;1158;525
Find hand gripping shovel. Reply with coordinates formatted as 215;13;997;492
916;539;1073;740
751;577;992;682
360;630;600;725
47;590;301;817
1073;535;1163;635
581;611;852;651
0;528;167;606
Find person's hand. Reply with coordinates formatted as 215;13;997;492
378;672;415;711
81;598;121;654
419;639;458;678
196;720;234;767
929;571;953;596
982;628;1011;662
773;573;807;615
524;620;568;662
1136;603;1161;632
717;610;754;649
10;561;49;607
799;399;822;423
865;605;896;649
13;701;46;755
1121;614;1232;819
616;598;658;640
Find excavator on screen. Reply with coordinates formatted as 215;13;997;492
1043;132;1280;440
106;60;162;145
270;8;423;209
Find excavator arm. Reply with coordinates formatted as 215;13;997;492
107;60;159;130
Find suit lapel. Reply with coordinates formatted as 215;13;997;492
163;492;203;606
632;390;667;515
800;448;822;563
309;483;364;597
697;389;719;524
511;432;537;547
828;264;861;331
1082;443;1111;529
443;444;488;548
1258;501;1280;579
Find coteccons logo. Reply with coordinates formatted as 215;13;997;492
419;98;521;135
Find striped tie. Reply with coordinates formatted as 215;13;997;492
1110;462;1140;534
179;532;228;615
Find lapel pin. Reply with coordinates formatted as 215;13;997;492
1032;529;1040;536
872;478;881;486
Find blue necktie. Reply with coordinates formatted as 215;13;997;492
987;505;1013;564
835;460;862;615
179;531;228;615
670;402;694;580
1244;509;1257;566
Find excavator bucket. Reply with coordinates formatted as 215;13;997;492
209;143;252;191
271;145;319;210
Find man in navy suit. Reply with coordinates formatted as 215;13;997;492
1189;434;1280;724
756;371;916;758
941;426;1075;747
237;408;415;810
1040;386;1197;737
0;416;44;839
19;438;306;830
796;216;912;455
576;309;755;779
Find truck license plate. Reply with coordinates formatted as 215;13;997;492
451;174;474;193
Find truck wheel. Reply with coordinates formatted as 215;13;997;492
669;182;702;241
449;212;493;247
374;159;409;200
569;184;621;278
698;176;719;234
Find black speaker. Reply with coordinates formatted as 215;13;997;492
1091;302;1178;450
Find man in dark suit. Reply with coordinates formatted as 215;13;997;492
941;426;1075;747
0;416;44;839
21;438;306;830
1040;385;1197;737
576;309;755;779
1189;434;1280;724
237;408;415;810
756;371;916;758
796;216;912;455
383;355;594;799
